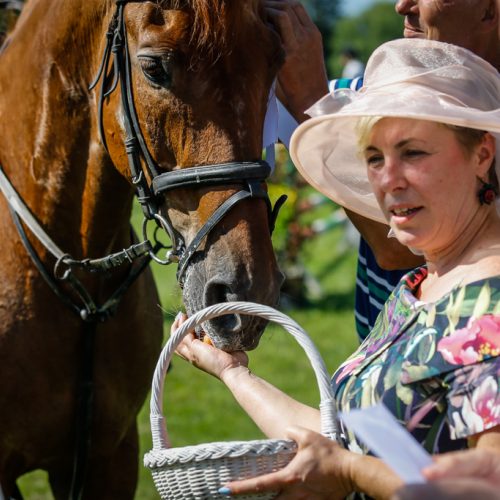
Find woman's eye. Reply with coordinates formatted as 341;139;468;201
366;155;384;167
405;149;427;158
139;55;173;87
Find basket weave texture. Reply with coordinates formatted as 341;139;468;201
147;439;297;499
144;302;339;500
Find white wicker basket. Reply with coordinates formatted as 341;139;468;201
144;301;339;499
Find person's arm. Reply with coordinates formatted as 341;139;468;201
173;315;320;438
221;426;404;499
391;479;500;500
264;0;328;122
421;427;500;483
263;1;425;271
345;209;424;270
392;431;500;500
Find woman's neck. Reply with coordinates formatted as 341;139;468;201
419;209;500;302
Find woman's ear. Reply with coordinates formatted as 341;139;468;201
475;132;496;179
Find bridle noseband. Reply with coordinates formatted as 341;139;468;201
90;0;286;286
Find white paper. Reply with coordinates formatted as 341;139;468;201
339;403;433;484
277;99;298;150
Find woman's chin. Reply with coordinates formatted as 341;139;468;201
392;230;425;252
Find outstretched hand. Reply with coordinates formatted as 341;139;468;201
423;447;500;483
264;0;329;121
173;313;249;382
220;426;354;499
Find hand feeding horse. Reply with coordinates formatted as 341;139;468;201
0;0;285;497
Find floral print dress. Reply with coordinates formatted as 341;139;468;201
332;267;500;455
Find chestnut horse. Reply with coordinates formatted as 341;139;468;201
0;0;284;498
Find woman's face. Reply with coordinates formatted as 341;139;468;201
364;118;482;254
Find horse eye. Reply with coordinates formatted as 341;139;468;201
139;55;173;87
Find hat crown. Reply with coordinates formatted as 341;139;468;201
364;39;500;112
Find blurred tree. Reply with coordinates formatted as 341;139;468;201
301;0;340;61
328;2;402;77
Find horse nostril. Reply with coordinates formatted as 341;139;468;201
204;280;242;333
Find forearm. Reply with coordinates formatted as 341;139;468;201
349;453;404;499
471;426;500;451
222;365;321;438
277;76;328;123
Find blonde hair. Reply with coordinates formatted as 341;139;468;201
355;116;383;153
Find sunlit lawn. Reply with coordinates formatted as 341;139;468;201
17;201;359;499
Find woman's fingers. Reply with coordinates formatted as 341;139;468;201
172;311;187;330
221;468;294;497
174;331;198;361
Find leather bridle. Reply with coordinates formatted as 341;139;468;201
90;0;286;286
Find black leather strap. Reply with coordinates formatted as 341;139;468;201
152;161;271;195
176;183;268;282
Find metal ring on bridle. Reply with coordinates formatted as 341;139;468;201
54;254;74;281
142;215;179;265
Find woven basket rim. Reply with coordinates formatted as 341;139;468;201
144;438;297;468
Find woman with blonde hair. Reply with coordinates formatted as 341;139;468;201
173;38;500;499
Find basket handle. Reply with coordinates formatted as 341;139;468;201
150;301;339;450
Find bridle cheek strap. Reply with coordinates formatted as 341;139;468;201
90;1;287;286
152;162;287;286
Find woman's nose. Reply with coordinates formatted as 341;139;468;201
380;160;407;193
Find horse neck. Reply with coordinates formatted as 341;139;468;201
0;0;133;258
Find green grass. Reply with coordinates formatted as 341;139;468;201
17;205;359;499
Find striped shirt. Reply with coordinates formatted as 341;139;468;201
329;76;364;92
354;239;410;341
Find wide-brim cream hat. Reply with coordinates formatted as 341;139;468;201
289;38;500;224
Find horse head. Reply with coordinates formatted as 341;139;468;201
96;0;285;350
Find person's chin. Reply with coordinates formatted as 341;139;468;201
392;230;422;250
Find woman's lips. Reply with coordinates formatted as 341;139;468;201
390;206;422;222
403;22;425;38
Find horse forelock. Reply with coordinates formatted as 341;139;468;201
167;0;261;60
98;0;262;62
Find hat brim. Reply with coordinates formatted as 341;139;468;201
290;90;500;224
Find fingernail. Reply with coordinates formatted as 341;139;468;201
175;311;183;321
218;487;232;496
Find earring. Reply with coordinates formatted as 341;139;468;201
477;178;498;205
